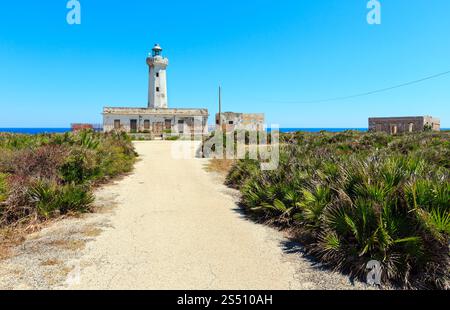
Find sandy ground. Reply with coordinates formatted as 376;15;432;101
0;141;371;290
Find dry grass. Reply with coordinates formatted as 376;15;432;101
81;226;102;237
205;159;235;176
0;224;37;261
0;226;28;260
40;258;62;266
48;239;86;251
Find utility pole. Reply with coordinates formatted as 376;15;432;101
218;85;222;130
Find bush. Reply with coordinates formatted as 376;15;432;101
226;131;450;289
28;181;94;218
27;180;61;218
12;145;68;181
60;148;99;184
0;173;8;203
56;183;94;214
0;130;137;226
226;158;260;189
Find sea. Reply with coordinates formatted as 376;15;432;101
0;128;73;134
0;128;369;134
0;128;447;135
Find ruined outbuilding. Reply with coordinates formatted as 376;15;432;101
368;116;440;134
215;112;265;132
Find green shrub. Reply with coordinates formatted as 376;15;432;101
57;183;94;214
75;129;100;149
28;181;60;218
60;148;99;184
226;131;450;289
226;158;260;188
0;131;137;226
0;173;9;203
28;181;94;218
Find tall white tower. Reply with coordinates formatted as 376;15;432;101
147;44;169;109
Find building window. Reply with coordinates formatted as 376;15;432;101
408;123;414;133
144;120;150;130
156;72;159;77
114;120;120;129
228;121;234;125
156;87;160;92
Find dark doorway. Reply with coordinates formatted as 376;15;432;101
144;120;150;130
165;119;172;130
153;122;164;136
130;119;138;133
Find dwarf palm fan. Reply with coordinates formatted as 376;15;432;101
252;199;293;215
297;186;331;227
28;181;60;218
77;130;100;150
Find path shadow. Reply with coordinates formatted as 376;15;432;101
280;238;359;286
229;201;361;286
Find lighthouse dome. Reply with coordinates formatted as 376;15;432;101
152;44;163;57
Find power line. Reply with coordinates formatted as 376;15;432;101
265;70;450;104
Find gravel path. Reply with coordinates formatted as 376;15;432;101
0;141;371;290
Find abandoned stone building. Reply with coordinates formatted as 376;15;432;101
368;116;441;134
215;112;265;132
103;44;209;135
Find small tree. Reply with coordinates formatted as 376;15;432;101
423;124;433;132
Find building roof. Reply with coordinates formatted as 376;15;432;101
369;116;440;121
103;107;209;116
152;44;162;51
216;112;265;117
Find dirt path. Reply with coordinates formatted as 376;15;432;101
0;141;370;290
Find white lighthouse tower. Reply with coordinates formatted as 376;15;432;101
147;44;169;109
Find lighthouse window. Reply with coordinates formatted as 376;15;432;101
156;72;159;77
156;87;160;92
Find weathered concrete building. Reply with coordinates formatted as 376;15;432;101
215;112;265;132
103;44;209;136
368;116;440;134
103;107;208;134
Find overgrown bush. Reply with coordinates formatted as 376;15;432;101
28;181;94;218
226;131;450;289
60;148;99;184
12;145;68;181
0;130;137;227
0;173;8;203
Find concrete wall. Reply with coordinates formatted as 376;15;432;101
103;113;208;135
423;116;441;131
215;112;265;131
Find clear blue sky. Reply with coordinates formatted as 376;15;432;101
0;0;449;128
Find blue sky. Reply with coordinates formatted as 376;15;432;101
0;0;449;128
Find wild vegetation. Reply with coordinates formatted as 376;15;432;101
0;130;137;230
224;131;449;289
